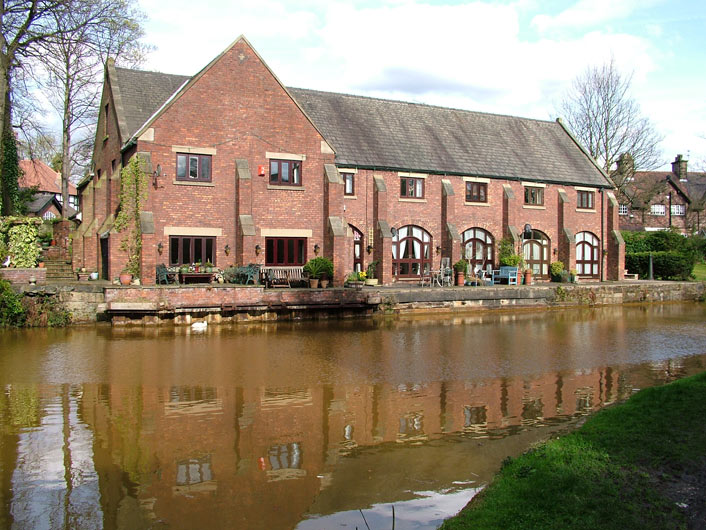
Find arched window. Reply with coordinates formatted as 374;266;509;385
392;225;432;279
462;227;495;275
349;224;364;273
522;229;550;279
576;231;600;278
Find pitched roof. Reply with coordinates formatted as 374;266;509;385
109;62;611;188
289;88;610;187
18;159;77;195
112;67;190;139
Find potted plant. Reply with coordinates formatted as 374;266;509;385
119;270;133;286
194;261;201;272
453;259;467;286
569;269;579;283
523;265;532;286
204;260;213;273
550;261;564;282
346;272;363;289
364;261;379;286
303;257;334;288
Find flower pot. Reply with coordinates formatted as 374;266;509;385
38;262;44;268
119;273;133;286
364;278;378;286
320;279;329;288
89;272;99;280
455;272;465;286
309;278;319;288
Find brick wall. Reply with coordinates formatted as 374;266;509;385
0;268;47;285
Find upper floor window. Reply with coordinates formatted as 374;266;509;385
618;204;629;216
524;186;544;206
466;182;487;203
400;177;424;198
650;204;666;216
176;153;211;182
270;159;301;186
671;204;686;216
343;173;354;195
577;190;594;209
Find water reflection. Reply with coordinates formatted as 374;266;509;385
0;304;704;529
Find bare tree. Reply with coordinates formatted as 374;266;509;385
0;0;147;214
558;58;664;195
40;0;149;216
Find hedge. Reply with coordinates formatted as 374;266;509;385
625;251;694;280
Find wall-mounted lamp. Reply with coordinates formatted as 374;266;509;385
224;244;231;256
157;241;163;255
436;245;441;255
314;243;320;256
255;244;261;255
366;244;374;254
152;164;163;188
552;247;557;256
523;223;532;239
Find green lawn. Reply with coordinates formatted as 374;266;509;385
441;372;706;530
693;262;706;281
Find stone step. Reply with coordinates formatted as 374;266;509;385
43;259;75;281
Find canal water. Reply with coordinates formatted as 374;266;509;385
1;303;705;530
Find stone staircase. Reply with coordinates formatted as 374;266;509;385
44;258;74;282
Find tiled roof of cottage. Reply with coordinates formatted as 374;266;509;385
110;67;611;188
113;67;190;139
19;159;77;195
288;88;611;187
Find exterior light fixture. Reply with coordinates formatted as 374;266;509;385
152;164;162;188
225;244;231;256
157;241;163;254
255;244;261;255
366;244;373;254
436;245;441;254
523;223;532;239
314;244;320;255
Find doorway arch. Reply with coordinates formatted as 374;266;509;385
576;231;600;278
522;229;550;279
461;227;495;275
392;225;432;279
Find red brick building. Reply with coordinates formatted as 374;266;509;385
19;159;78;219
75;36;623;285
618;154;706;234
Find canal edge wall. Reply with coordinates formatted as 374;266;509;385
11;281;706;325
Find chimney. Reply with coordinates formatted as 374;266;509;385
671;154;688;182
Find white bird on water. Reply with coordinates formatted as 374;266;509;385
191;321;208;331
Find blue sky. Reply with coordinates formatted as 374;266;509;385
138;0;706;171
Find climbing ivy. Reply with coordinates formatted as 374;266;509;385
7;223;39;267
1;130;20;215
114;156;147;277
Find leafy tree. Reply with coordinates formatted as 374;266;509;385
558;59;663;195
1;128;20;212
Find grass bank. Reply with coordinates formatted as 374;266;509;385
441;371;706;530
693;262;706;282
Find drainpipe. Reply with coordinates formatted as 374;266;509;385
668;192;672;228
600;188;605;282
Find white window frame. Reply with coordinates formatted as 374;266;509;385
650;204;666;216
618;204;629;216
671;204;686;216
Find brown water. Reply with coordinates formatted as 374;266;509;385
1;304;705;530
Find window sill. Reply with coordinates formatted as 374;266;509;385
465;201;490;207
267;185;306;191
173;180;215;187
523;204;546;210
344;195;357;200
398;198;426;203
576;208;596;213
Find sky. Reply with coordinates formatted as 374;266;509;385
137;0;706;171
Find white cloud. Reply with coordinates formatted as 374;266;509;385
531;0;664;33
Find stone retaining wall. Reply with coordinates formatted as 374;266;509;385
11;281;706;325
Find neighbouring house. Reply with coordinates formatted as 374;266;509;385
18;159;79;219
618;154;706;234
74;35;624;285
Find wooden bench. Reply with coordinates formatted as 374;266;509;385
492;266;519;285
260;266;305;288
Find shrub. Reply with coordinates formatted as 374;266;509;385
7;223;40;267
22;294;71;327
366;260;379;279
453;259;468;273
625;251;694;280
550;261;564;282
500;254;523;267
0;279;25;327
303;257;333;279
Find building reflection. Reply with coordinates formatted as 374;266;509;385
2;353;705;529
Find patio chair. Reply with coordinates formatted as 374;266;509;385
438;257;452;287
156;263;177;285
244;264;261;285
